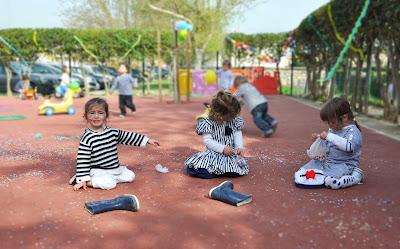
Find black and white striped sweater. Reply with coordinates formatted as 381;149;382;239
76;126;148;183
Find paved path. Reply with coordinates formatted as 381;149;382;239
0;95;399;249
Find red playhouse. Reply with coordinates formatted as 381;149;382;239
230;67;279;95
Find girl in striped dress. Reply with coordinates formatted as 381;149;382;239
69;97;160;191
184;91;249;179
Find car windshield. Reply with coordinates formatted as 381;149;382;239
71;67;82;74
47;65;62;73
11;62;30;74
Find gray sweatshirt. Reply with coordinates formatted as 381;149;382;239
110;74;138;95
233;83;267;112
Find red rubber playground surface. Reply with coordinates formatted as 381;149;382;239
0;95;399;249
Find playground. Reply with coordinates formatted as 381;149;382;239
0;94;399;249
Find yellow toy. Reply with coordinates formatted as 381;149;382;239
195;102;211;125
38;82;81;116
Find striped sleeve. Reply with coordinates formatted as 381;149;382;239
76;140;92;183
117;129;149;147
326;133;354;153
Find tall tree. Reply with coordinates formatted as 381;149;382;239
59;0;258;69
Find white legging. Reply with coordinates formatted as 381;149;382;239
91;166;135;190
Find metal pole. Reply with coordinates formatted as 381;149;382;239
216;51;219;70
157;31;163;104
186;28;191;103
175;30;180;104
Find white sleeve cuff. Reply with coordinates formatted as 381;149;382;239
140;136;149;147
76;175;91;183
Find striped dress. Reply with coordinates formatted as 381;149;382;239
302;125;362;178
75;126;148;183
184;117;249;176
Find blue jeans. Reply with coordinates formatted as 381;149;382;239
251;102;276;132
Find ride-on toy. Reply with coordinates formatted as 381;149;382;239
20;86;38;100
195;102;211;125
38;82;81;116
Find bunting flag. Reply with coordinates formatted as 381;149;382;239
0;35;29;67
115;35;142;61
74;35;102;66
327;4;364;60
33;31;56;60
323;0;370;81
225;37;270;63
308;15;335;58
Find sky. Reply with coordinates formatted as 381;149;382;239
0;0;330;34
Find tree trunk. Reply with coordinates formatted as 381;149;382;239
387;41;399;122
5;63;12;97
194;47;204;70
276;59;282;95
351;57;363;111
343;59;351;99
80;61;90;97
375;43;397;122
363;44;373;116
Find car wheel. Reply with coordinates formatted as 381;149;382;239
45;107;54;116
67;106;76;115
20;94;26;100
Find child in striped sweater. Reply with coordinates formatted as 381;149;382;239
70;97;160;191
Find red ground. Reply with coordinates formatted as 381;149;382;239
0;95;399;249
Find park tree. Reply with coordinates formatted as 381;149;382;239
59;0;258;69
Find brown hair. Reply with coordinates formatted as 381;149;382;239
320;97;361;131
234;75;248;88
222;60;231;68
22;75;29;81
83;97;109;123
119;63;130;73
208;90;241;124
62;66;69;73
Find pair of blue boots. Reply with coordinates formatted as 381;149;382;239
85;181;252;215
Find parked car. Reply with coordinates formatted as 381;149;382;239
71;67;106;90
91;65;116;82
131;67;145;84
107;67;119;77
153;67;169;79
33;63;100;91
0;63;58;96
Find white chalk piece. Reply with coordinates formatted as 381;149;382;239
155;164;169;173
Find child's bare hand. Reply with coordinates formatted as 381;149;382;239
223;146;235;156
73;182;87;191
109;91;113;95
147;139;160;146
320;131;329;140
237;148;244;157
311;133;319;141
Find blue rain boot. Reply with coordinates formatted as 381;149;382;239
209;181;252;206
85;195;140;215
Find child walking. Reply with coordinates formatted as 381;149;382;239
70;97;160;191
295;97;364;189
184;91;249;179
60;66;70;94
109;63;139;118
233;76;277;138
215;60;234;91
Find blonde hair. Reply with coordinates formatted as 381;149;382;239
208;91;241;124
62;66;69;73
234;75;248;88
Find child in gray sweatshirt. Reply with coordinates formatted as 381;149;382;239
109;63;139;117
233;76;277;138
